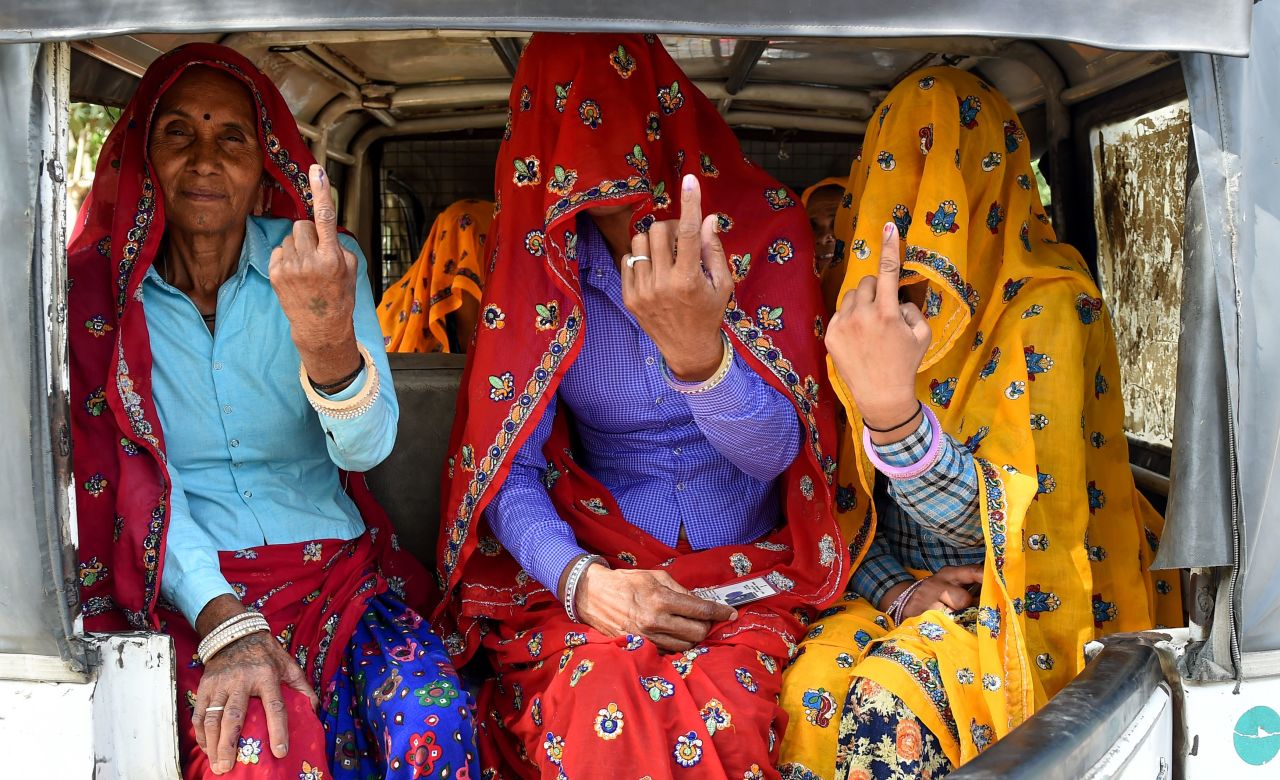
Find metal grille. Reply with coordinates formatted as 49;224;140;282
374;133;857;291
739;135;859;192
376;136;502;292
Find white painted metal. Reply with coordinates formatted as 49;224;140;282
1084;684;1173;779
0;633;179;779
1182;668;1280;777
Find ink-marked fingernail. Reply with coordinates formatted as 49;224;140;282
682;173;697;192
884;222;895;237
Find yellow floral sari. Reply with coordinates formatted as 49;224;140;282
378;199;493;352
779;67;1181;777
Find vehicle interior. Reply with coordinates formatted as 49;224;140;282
66;28;1192;775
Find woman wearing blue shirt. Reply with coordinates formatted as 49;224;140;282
67;44;476;780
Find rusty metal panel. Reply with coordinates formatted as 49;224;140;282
1090;101;1190;450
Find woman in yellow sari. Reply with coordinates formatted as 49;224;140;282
378;198;493;352
777;67;1180;779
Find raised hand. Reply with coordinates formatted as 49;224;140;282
269;164;361;387
620;174;734;381
825;221;933;442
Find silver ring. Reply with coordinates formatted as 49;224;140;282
625;254;651;269
205;706;225;713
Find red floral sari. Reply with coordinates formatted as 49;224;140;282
68;43;436;778
433;34;855;778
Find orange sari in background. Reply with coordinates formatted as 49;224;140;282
379;199;493;352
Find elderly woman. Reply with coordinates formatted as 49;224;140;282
434;34;846;778
68;44;477;779
777;67;1180;779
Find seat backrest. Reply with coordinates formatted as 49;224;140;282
366;352;467;571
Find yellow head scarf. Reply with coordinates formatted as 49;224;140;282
801;176;847;207
378;199;494;353
781;67;1179;774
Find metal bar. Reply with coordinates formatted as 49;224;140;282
1131;462;1171;497
723;110;865;135
488;36;524;78
69;36;161;77
724;39;768;95
295;122;357;165
305;43;372;88
1061;52;1180;105
950;638;1169;779
32;42;91;672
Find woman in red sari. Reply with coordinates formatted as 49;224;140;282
434;33;853;778
69;44;476;779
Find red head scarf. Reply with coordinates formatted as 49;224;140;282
435;33;850;660
68;44;322;631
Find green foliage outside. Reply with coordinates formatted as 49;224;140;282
67;102;118;216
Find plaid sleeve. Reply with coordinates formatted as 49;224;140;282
873;414;984;547
848;534;916;608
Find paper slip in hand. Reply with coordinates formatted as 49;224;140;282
692;575;780;608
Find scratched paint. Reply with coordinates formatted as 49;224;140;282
1091;101;1190;449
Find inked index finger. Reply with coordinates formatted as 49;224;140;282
876;221;903;312
674;173;704;274
307;164;339;252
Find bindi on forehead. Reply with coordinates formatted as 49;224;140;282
203;113;211;121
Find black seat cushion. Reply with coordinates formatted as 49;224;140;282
366;352;467;571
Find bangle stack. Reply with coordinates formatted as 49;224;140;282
197;611;271;665
661;331;734;395
563;554;605;622
300;343;380;420
863;404;944;481
886;579;927;626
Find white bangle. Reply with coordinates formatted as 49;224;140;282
661;332;733;395
563;555;605;622
299;343;380;420
197;613;271;665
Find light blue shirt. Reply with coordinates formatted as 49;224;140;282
145;216;398;625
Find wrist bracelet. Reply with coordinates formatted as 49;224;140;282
863;400;924;433
563;554;605;623
300;342;380;420
864;405;945;481
661;332;734;395
197;612;271;664
887;578;926;625
309;353;366;392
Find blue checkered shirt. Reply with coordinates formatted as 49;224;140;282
484;216;802;592
848;413;985;607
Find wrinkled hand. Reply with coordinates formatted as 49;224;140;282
269;164;361;386
825;221;933;440
879;565;985;620
621;174;733;382
193;630;318;775
576;565;737;651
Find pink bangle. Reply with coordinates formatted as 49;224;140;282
863;405;943;481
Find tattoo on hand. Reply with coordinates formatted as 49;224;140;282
307;296;329;317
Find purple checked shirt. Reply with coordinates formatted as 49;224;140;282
484;216;803;592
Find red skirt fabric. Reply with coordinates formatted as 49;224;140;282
475;536;798;780
160;484;439;780
162;531;386;779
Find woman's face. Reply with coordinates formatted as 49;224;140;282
806;186;842;266
148;67;264;238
